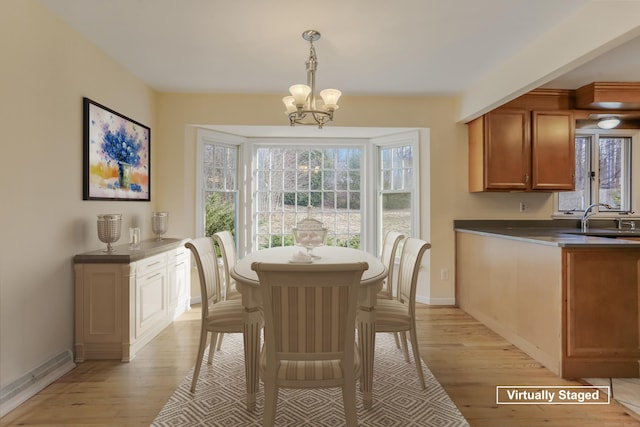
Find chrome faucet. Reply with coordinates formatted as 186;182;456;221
617;218;636;230
581;203;612;231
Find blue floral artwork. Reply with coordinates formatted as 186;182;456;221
83;98;150;201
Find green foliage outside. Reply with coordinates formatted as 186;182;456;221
284;192;322;208
269;234;295;247
260;234;360;250
205;192;235;237
328;235;360;249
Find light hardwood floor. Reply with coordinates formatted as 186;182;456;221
2;304;639;426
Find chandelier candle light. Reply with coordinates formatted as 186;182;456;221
283;30;341;128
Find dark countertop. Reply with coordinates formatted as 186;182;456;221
454;219;640;248
74;238;189;264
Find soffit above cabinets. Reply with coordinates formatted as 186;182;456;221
575;82;640;110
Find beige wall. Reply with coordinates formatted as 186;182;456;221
0;0;156;390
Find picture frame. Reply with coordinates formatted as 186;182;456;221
83;97;151;201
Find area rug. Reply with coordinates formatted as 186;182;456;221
153;333;470;426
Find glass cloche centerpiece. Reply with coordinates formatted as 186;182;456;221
292;206;327;259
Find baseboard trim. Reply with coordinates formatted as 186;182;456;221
416;295;456;305
0;349;75;418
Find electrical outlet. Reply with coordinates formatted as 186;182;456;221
440;268;449;280
519;202;526;212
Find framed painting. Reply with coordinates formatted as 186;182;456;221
83;97;151;201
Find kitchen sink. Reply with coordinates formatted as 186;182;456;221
567;229;640;238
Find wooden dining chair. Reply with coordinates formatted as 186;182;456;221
252;261;369;427
377;231;405;300
377;231;405;349
185;237;245;393
212;230;240;301
375;237;431;389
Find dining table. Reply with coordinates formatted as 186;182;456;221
230;245;388;411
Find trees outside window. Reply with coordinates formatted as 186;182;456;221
197;129;420;257
202;143;238;243
255;147;362;250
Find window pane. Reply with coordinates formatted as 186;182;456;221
558;136;589;211
205;191;236;237
255;147;362;249
382;193;412;238
214;146;225;168
599;137;630;211
203;143;238;238
558;134;632;213
379;144;414;244
323;191;335;208
382;170;391;190
335;171;348;191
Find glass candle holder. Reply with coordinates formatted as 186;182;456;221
151;212;168;241
129;227;141;249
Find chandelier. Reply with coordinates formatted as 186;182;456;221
282;30;341;128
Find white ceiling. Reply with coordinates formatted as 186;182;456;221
38;0;640;99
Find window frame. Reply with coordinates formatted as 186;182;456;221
373;132;420;257
554;128;640;219
195;129;245;240
248;137;370;254
196;128;421;258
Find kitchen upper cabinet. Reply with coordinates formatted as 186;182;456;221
531;111;575;191
468;109;575;192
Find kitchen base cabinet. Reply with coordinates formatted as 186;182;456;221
563;248;640;378
456;232;563;374
456;232;640;378
74;239;190;362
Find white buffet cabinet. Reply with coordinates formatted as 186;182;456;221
74;238;190;362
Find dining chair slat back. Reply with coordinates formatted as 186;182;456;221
251;261;369;427
185;237;245;393
375;237;431;389
212;230;239;300
378;231;405;299
378;231;406;350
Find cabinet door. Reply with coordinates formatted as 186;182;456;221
564;248;640;377
532;111;575;190
136;261;167;338
168;247;190;318
484;110;530;190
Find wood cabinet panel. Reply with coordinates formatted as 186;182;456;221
137;266;167;337
485;110;530;190
468;109;575;192
563;248;640;377
86;268;120;336
169;247;190;318
468;110;530;191
456;232;640;378
500;89;573;110
532;111;575;190
456;232;562;374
